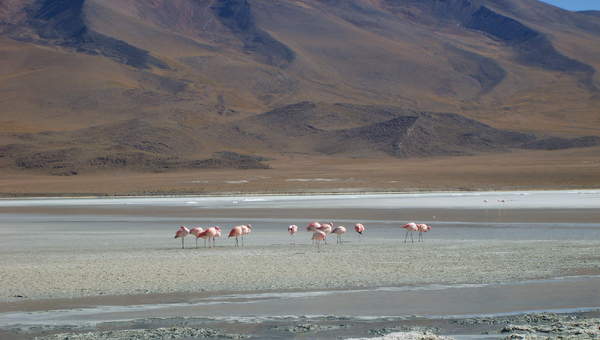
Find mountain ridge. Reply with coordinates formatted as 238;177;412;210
1;0;600;174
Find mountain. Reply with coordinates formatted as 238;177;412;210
1;0;600;175
579;11;600;18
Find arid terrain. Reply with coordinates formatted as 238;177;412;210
1;146;599;196
1;0;600;186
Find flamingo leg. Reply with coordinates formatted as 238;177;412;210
404;230;409;243
181;237;184;249
196;238;198;248
411;232;414;243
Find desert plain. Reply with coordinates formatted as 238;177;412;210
1;147;600;196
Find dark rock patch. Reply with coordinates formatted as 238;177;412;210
6;0;167;69
578;10;600;18
334;112;535;158
213;151;271;162
210;0;295;67
521;136;600;150
465;6;596;89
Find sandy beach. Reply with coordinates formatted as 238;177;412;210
1;191;599;339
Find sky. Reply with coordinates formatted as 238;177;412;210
540;0;600;11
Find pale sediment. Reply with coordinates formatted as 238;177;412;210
33;327;246;340
348;331;452;340
2;239;600;303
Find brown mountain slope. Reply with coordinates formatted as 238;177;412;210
1;0;600;176
2;101;598;176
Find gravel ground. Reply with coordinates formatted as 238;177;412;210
1;239;600;302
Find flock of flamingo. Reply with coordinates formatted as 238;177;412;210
174;221;432;249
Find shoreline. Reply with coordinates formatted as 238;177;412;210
3;273;600;314
2;277;600;339
5;310;600;340
1;187;600;200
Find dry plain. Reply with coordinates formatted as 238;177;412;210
1;147;600;196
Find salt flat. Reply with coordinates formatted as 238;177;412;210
0;191;599;339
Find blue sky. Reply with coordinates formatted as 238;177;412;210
540;0;600;11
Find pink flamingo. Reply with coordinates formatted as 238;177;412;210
214;226;222;247
354;223;365;239
331;225;347;244
174;226;190;249
306;221;321;232
288;225;298;244
307;222;321;245
197;228;212;248
199;226;219;248
190;227;204;248
312;230;327;251
417;223;432;242
241;224;252;246
317;222;333;244
402;222;418;243
229;226;244;247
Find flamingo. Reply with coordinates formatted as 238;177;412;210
312;230;327;251
214;226;222;247
190;227;204;248
307;222;321;245
288;225;298;244
331;226;347;244
354;223;365;239
197;228;211;248
199;226;218;248
174;226;190;249
402;222;418;243
241;224;252;246
317;222;333;244
229;226;244;247
417;223;432;242
306;221;321;232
